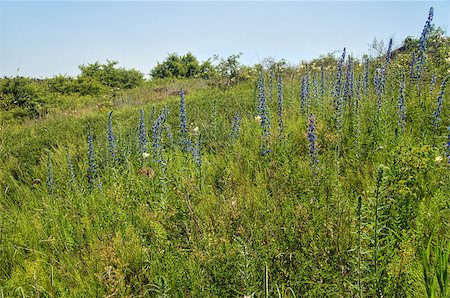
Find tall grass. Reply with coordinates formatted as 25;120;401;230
1;7;449;297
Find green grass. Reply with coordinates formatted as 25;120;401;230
1;52;450;297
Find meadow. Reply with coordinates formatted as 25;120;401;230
1;7;450;297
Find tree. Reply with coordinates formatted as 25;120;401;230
151;52;196;79
78;60;144;89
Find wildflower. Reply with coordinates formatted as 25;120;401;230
385;38;393;66
107;111;117;160
179;90;190;151
435;156;443;163
334;48;346;130
446;126;450;164
268;69;275;103
414;7;434;80
344;56;354;100
335;48;346;98
165;123;175;148
313;75;319;98
433;78;448;128
308;114;319;173
410;53;417;80
193;126;199;134
192;134;202;168
257;70;271;155
430;73;437;96
152;108;168;167
363;57;369;96
300;75;309;114
231;112;242;141
139;109;148;154
277;75;284;137
398;73;406;131
374;68;384;110
257;69;265;115
320;64;325;97
67;149;75;188
255;115;262;125
142;152;150;159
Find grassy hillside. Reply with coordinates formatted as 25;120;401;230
1;16;450;298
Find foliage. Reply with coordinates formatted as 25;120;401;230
150;52;210;79
0;76;46;118
1;11;450;297
150;52;255;87
78;60;144;90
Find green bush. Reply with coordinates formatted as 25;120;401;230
150;52;207;79
0;76;47;118
78;60;144;90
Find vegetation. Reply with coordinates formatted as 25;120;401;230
1;7;450;297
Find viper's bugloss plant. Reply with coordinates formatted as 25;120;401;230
300;67;310;114
139;109;148;154
446;125;450;164
308;113;319;173
191;132;202;186
410;52;417;81
179;90;190;152
165;123;175;149
192;133;202;169
277;75;284;137
305;66;310;101
374;68;384;110
375;40;393;110
257;69;265;115
398;73;406;132
385;38;393;66
433;78;448;128
152;107;168;167
430;73;437;96
364;57;369;96
107;111;117;161
335;48;346;98
415;7;434;79
335;48;346;131
258;70;271;156
344;56;354;100
313;74;319;98
320;64;325;97
300;76;308;115
231;112;241;141
268;69;275;103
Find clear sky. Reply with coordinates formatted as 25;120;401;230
1;1;449;78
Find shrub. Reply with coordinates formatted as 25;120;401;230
0;76;46;118
78;60;144;90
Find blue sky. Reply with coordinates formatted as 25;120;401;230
1;1;449;78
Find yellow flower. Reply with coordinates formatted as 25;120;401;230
435;156;443;163
255;115;262;125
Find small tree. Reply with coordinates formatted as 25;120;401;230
151;52;194;79
78;60;144;89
